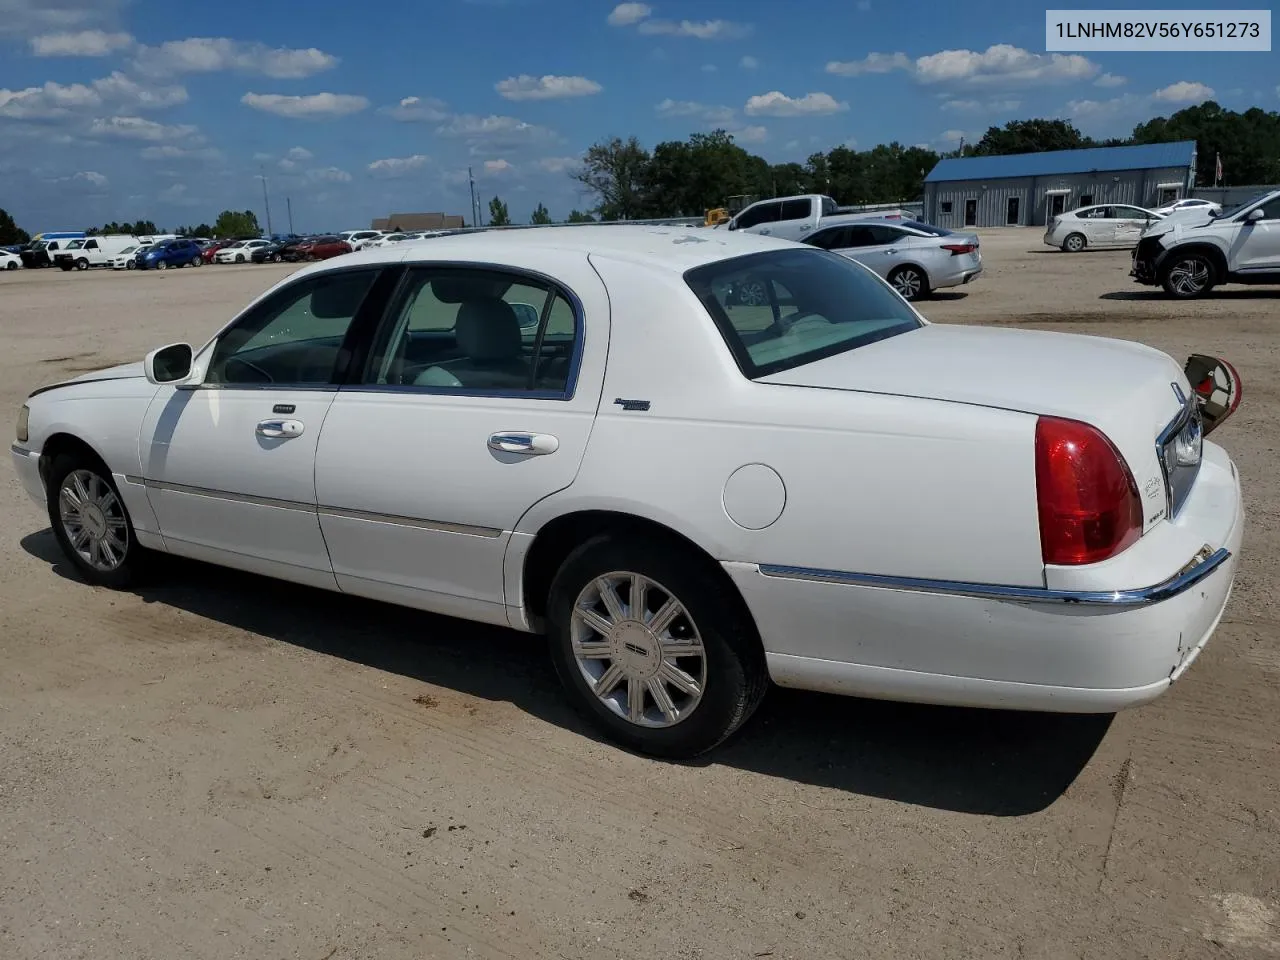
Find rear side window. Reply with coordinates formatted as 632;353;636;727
900;220;951;236
779;198;811;221
685;248;923;379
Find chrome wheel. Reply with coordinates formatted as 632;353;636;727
891;267;923;300
571;571;706;728
58;469;128;572
1168;257;1210;296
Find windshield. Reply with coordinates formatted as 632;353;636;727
120;245;136;254
33;240;49;250
1217;193;1268;220
66;239;86;249
684;248;923;379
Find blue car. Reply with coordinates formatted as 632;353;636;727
138;238;203;270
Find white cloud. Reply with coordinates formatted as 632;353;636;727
636;19;751;40
1062;94;1142;119
241;92;369;119
941;99;980;111
159;183;187;201
1095;72;1127;88
30;30;133;56
939;129;967;143
253;151;273;161
284;146;312;161
483;158;515;174
379;95;450;122
941;97;1020;112
133;38;338;78
74;170;107;187
784;139;799;150
744;91;848;117
701;63;717;73
277;158;299;171
607;2;651;26
739;55;758;69
367;154;431;177
655;98;736;124
436;113;557;151
0;1;129;40
0;72;186;119
536;155;579;173
88;115;200;142
729;124;768;144
825;51;911;76
495;74;602;101
140;144;220;161
856;0;871;10
916;44;1097;86
1153;81;1214;103
306;166;352;183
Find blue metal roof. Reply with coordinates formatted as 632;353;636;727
924;140;1196;183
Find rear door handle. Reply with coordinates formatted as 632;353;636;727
488;432;558;455
256;419;305;439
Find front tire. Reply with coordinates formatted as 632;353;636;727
888;265;929;301
46;454;147;588
1062;232;1086;253
76;258;89;271
546;535;768;758
126;261;136;270
1161;252;1217;299
235;254;245;263
156;260;168;271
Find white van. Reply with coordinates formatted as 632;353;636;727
54;235;140;270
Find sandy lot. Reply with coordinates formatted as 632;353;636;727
1;235;1277;960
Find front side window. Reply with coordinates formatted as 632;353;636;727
685;248;923;379
737;203;781;229
363;267;578;396
205;269;380;386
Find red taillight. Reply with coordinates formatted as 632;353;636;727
941;243;976;255
1034;417;1143;566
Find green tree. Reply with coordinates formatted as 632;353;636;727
971;119;1093;156
566;209;595;223
0;208;28;245
571;135;652;220
530;202;552;225
176;223;214;238
488;196;511;226
1132;101;1280;185
213;210;261;238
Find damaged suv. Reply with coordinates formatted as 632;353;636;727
1131;189;1280;298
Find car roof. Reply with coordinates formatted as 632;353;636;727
290;224;800;278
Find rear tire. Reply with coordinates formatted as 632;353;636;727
5;261;16;270
126;261;135;270
546;534;769;758
1160;252;1217;299
191;257;201;267
1062;232;1086;253
888;265;929;301
46;453;149;589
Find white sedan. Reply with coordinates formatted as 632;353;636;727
1154;197;1222;218
215;239;270;263
10;228;1244;757
0;249;22;270
1044;204;1165;252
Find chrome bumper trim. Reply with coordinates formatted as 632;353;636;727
757;547;1231;607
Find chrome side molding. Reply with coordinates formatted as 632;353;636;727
757;546;1231;607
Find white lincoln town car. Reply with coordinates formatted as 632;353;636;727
11;227;1244;757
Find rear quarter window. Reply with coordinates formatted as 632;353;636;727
684;248;923;379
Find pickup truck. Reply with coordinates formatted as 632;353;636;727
724;194;907;243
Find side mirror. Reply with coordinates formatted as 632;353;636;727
726;219;738;231
144;342;194;385
1246;208;1265;222
1184;354;1242;436
509;302;541;329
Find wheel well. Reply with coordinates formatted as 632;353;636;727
520;510;758;630
39;432;109;485
1162;243;1228;275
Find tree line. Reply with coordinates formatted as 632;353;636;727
565;100;1280;220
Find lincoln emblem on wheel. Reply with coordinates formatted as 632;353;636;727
10;225;1245;758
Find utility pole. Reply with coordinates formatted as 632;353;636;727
286;196;294;235
468;166;479;227
258;167;273;237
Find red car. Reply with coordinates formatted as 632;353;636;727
297;236;352;260
201;239;234;263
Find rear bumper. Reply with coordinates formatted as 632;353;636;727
724;445;1243;713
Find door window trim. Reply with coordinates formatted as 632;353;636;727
344;260;587;402
189;264;400;393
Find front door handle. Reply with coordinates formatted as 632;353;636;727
256;419;305;439
488;432;558;455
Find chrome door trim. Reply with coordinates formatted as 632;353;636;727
757;546;1230;607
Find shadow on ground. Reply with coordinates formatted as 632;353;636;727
1101;289;1280;301
22;528;1111;817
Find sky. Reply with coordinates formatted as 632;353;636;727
0;0;1275;232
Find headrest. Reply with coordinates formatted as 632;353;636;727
310;274;371;319
433;274;511;303
456;298;522;362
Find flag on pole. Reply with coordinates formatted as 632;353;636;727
1215;152;1223;184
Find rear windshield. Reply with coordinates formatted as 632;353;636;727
684;248;923;378
900;220;951;236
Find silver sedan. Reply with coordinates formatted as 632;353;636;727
800;217;982;301
1043;204;1164;252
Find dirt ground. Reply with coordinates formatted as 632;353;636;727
1;233;1277;960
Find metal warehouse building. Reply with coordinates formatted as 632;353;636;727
922;140;1197;229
